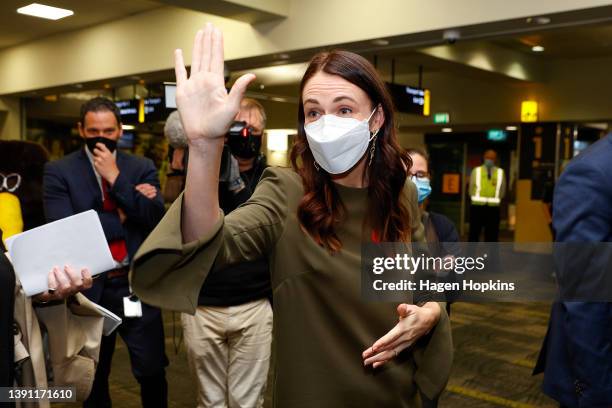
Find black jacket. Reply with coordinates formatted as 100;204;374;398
198;155;271;306
0;231;15;391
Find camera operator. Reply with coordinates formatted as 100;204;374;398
180;97;272;408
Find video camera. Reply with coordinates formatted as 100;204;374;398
219;121;263;180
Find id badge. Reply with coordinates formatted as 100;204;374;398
123;295;143;318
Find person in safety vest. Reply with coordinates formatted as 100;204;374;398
468;149;506;242
0;173;24;244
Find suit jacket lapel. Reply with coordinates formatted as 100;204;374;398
78;148;103;205
116;151;124;173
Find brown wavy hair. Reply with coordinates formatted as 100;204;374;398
290;50;413;253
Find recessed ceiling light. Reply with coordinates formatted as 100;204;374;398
17;3;73;20
506;126;518;131
270;96;288;103
526;16;551;25
122;125;135;130
371;39;390;46
442;127;453;133
535;17;551;25
532;45;545;52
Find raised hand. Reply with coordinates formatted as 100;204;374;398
174;23;255;145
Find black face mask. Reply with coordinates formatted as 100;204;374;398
85;137;118;154
227;121;262;159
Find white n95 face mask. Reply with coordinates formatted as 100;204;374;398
304;108;378;174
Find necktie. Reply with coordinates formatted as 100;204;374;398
101;179;128;263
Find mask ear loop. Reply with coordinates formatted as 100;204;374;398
366;105;379;123
313;161;320;171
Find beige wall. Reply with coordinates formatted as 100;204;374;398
397;131;425;150
257;98;298;129
539;56;612;122
1;0;611;95
0;97;21;140
2;2;611;143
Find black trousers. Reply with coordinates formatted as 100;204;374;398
0;253;15;393
83;276;168;408
468;204;501;242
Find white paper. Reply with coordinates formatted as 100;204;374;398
6;210;116;296
93;303;123;336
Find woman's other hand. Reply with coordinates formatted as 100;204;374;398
362;302;441;368
33;265;93;303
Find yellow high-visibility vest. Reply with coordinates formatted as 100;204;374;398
0;192;23;245
471;165;504;206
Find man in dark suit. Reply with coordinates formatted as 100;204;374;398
536;133;612;407
43;97;168;408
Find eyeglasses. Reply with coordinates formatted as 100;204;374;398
0;173;21;193
409;171;429;180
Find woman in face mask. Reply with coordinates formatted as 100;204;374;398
407;148;461;248
131;24;452;407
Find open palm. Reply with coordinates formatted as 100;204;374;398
174;23;255;142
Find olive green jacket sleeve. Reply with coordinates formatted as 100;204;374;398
130;167;287;314
414;306;453;399
405;177;453;398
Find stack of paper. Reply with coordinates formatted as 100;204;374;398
6;210;116;296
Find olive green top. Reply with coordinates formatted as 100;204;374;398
130;167;453;407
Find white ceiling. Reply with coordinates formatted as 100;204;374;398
0;0;161;49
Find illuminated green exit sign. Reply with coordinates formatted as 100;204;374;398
433;112;450;124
